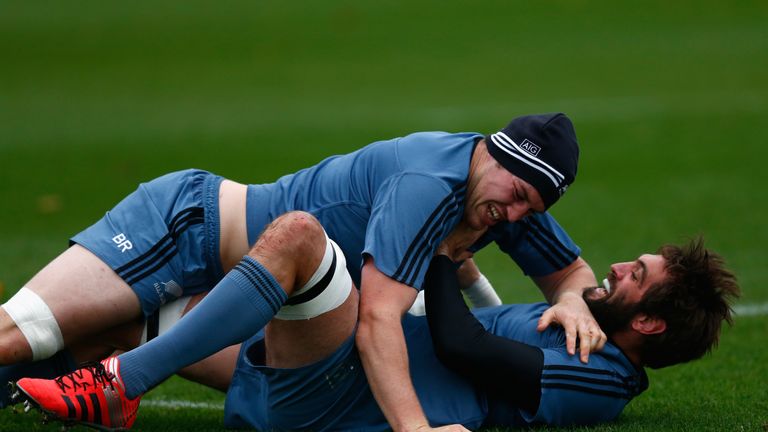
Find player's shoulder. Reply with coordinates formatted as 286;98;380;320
541;341;648;396
397;131;482;149
395;131;481;179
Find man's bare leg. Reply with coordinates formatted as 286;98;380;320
0;245;141;364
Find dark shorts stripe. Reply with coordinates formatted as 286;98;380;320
114;207;202;274
119;238;175;282
543;373;634;391
543;364;631;380
123;243;178;286
116;208;204;286
541;382;631;399
114;235;171;275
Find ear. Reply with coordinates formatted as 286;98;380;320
631;314;667;335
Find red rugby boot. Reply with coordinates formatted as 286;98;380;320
13;357;141;431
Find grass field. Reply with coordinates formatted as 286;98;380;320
1;1;767;431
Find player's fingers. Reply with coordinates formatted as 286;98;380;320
579;323;592;363
435;425;470;432
537;310;553;332
564;322;577;355
594;329;608;352
583;320;607;353
588;329;600;351
586;323;604;352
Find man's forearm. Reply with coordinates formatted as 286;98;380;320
356;315;429;431
551;267;597;303
535;257;597;303
358;257;433;431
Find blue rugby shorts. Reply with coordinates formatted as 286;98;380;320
70;169;225;317
224;332;388;432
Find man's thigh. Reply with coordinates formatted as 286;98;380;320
24;244;142;346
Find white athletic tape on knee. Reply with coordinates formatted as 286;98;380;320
275;238;352;320
1;287;64;360
140;296;193;345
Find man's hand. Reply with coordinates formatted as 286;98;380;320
533;257;605;363
536;291;607;363
415;425;470;432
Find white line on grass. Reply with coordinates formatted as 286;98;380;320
733;302;768;317
139;302;768;412
142;399;224;410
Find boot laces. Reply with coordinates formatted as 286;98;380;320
54;361;116;393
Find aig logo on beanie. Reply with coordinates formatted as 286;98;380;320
485;113;580;209
519;139;541;157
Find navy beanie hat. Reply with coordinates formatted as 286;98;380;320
485;113;580;209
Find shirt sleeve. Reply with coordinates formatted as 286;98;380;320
425;255;544;414
364;173;463;289
523;348;634;426
492;212;582;277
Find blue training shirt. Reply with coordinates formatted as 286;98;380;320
408;303;648;428
245;132;581;288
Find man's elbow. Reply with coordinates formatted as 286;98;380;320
355;315;375;354
355;306;396;352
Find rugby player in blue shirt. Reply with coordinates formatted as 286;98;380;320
3;113;604;431
15;215;739;430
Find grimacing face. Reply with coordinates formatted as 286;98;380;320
463;160;545;230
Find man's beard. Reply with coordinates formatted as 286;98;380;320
583;287;639;336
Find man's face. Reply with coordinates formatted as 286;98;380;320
584;254;668;334
464;160;546;230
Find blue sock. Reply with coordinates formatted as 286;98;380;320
118;256;287;398
0;349;77;408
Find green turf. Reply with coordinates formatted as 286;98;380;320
1;0;767;431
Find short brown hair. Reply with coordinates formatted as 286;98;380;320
637;238;741;369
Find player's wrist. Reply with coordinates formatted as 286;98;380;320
461;273;501;308
552;288;586;304
397;418;431;432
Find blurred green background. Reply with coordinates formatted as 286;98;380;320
1;1;766;431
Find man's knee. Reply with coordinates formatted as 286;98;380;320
275;237;353;320
250;211;326;261
0;288;64;363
